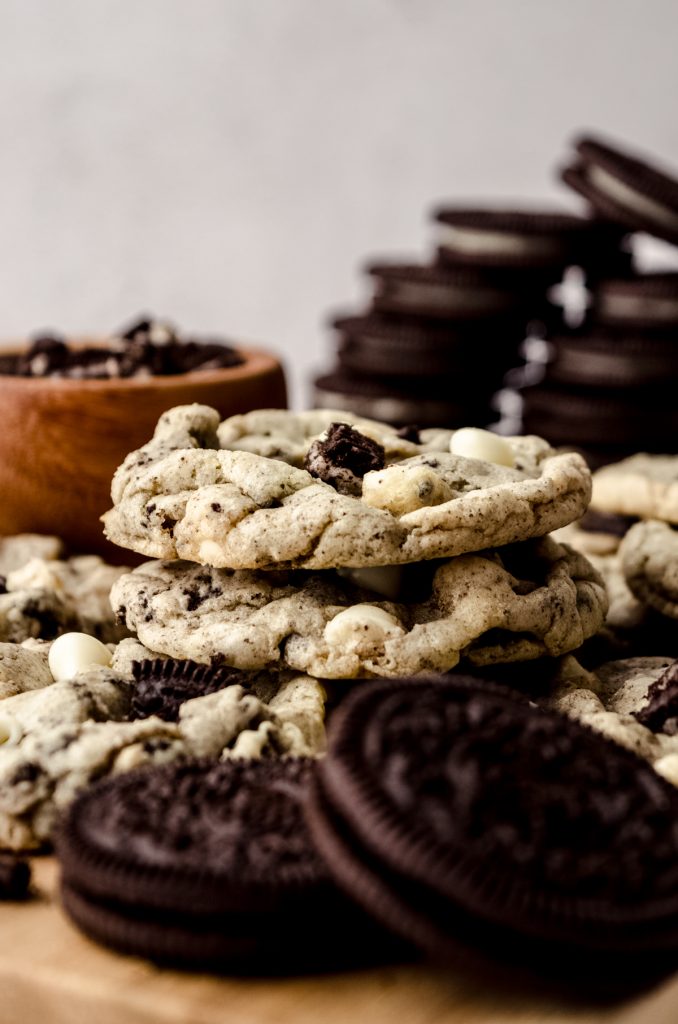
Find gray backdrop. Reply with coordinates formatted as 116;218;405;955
1;0;677;405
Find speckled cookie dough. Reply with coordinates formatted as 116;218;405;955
0;640;56;700
103;404;592;570
0;534;64;575
0;664;326;849
111;536;607;678
0;554;131;644
591;454;678;523
620;519;678;619
541;655;678;785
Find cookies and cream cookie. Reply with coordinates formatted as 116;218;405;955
591;454;678;524
103;404;591;570
541;656;678;781
620;519;678;620
111;536;607;679
0;660;326;849
0;554;130;644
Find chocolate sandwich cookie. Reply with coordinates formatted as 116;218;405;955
129;658;255;721
332;313;526;379
562;135;678;245
305;676;678;976
432;207;625;272
367;261;551;320
313;368;496;428
57;758;399;970
594;274;678;329
543;331;678;388
520;381;678;449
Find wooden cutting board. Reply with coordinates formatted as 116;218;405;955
2;857;678;1024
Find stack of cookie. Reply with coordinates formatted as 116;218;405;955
520;135;678;466
314;201;630;431
103;404;607;682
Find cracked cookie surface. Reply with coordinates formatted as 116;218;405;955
103;405;592;570
111;536;607;679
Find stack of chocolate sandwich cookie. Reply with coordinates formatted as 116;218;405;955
57;758;404;972
103;405;607;683
520;135;678;467
314;201;631;431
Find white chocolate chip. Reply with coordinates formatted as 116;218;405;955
362;464;454;517
198;540;227;565
450;428;515;468
654;753;678;788
337;565;404;600
47;632;113;682
0;714;23;747
323;604;405;647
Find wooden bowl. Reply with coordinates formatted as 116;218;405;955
0;343;287;560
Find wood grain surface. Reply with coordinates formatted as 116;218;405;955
0;345;287;558
2;858;678;1024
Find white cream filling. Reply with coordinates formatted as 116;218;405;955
437;224;563;258
588;165;678;230
384;280;514;313
600;292;678;320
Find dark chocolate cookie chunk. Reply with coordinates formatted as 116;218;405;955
0;317;243;379
129;659;254;721
305;676;678;975
305;422;385;495
432;207;624;271
561;135;678;245
634;660;678;734
56;758;399;970
594;274;678;329
19;336;70;376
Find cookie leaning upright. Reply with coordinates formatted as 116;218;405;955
102;404;592;570
561;135;678;245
